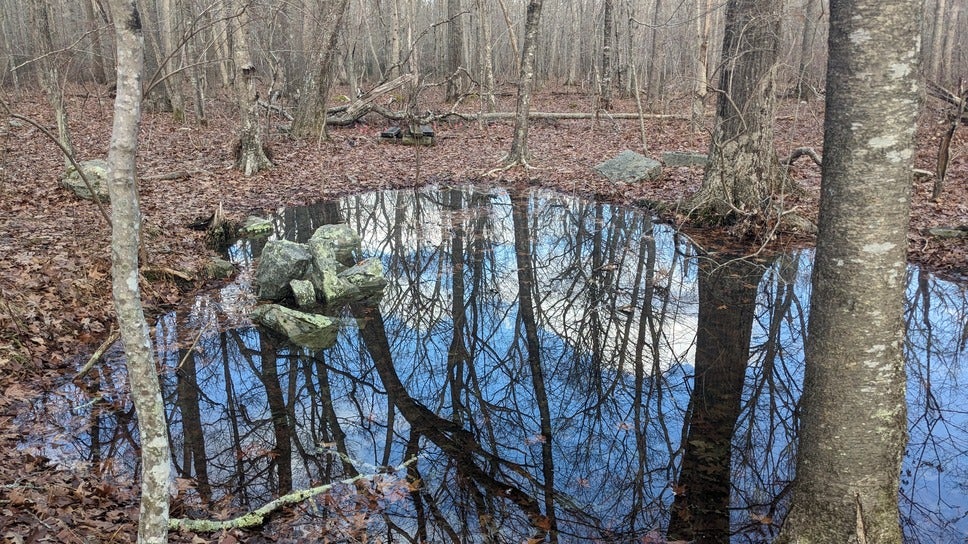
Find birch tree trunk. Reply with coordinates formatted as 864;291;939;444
776;0;921;541
505;0;544;167
103;0;171;541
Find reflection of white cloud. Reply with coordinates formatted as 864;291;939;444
332;188;702;375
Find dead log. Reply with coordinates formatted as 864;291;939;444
781;147;823;167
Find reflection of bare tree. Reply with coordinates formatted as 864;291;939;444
38;187;968;541
174;347;212;502
511;190;559;540
351;301;552;541
667;255;767;543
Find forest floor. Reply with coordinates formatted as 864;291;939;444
0;84;966;542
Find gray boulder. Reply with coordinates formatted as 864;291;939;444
62;159;110;201
255;240;313;300
250;304;338;349
594;150;662;184
310;224;362;263
661;151;709;168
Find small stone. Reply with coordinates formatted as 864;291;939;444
205;257;236;279
310;224;362;263
927;227;968;239
339;258;388;292
661;151;709;168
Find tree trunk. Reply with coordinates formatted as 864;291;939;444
29;0;76;169
103;0;171;542
689;0;785;224
83;0;109;83
691;0;713;131
505;0;545;167
928;0;947;81
445;0;464;102
291;0;351;141
229;0;272;176
476;0;496;112
776;0;921;541
646;0;664;101
796;0;822;100
156;0;186;121
600;0;613;111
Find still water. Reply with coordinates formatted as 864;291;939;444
22;186;968;542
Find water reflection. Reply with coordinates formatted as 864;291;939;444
21;186;968;542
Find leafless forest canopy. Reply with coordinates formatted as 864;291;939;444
1;0;964;109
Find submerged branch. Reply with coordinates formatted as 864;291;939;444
169;457;418;533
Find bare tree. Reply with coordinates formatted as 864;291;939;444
103;0;171;541
600;0;613;111
444;0;464;102
229;0;272;176
476;0;496;112
291;0;351;141
795;0;824;100
688;0;786;226
777;0;922;540
504;0;545;168
28;0;76;169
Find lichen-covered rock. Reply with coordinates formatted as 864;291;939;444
255;240;312;300
62;159;110;201
310;224;362;263
290;278;317;308
339;258;388;292
306;235;360;303
250;304;338;349
594;150;662;184
239;216;273;237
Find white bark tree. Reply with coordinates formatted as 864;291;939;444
777;0;921;541
103;0;172;542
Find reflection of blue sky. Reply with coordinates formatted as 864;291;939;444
23;187;968;541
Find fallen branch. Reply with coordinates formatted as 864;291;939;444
142;170;197;181
782;147;822;167
74;329;121;380
170;457;418;532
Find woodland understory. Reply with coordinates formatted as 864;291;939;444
0;84;966;542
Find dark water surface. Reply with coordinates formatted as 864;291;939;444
22;186;968;542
